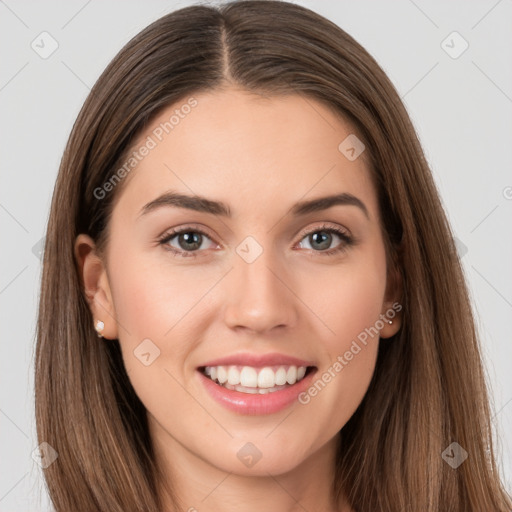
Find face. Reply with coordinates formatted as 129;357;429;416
76;87;401;480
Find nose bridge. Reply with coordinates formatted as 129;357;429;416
222;234;297;332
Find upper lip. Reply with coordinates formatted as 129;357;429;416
198;352;316;368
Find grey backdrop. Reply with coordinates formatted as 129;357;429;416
1;0;511;510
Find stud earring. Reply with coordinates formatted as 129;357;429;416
95;320;105;338
388;320;393;325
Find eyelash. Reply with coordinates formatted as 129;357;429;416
157;223;354;259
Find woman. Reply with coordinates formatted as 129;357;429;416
35;1;512;510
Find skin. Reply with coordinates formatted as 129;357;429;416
75;86;402;512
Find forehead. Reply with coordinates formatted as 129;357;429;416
112;87;377;222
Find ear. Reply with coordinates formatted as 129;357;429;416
74;234;118;340
379;260;403;339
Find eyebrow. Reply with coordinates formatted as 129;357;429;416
138;190;369;219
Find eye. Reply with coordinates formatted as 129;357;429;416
157;225;218;258
296;223;354;256
157;223;354;258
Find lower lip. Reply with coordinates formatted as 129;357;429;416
197;368;317;415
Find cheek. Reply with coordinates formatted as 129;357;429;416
299;245;387;417
106;247;186;375
107;248;200;420
106;244;223;394
306;248;387;355
108;247;202;341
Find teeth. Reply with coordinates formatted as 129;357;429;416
258;367;275;388
286;366;297;384
202;364;309;390
217;366;228;384
275;366;287;385
240;366;258;387
228;383;289;394
227;366;240;385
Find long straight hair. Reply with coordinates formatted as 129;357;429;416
35;1;512;510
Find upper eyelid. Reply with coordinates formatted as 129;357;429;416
300;223;350;237
159;222;351;246
159;224;216;242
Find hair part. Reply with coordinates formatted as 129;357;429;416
35;1;511;510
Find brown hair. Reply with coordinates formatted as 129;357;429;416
35;1;512;510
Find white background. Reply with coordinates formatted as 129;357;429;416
1;1;511;509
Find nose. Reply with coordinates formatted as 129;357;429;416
222;243;299;335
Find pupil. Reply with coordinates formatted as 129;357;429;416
177;231;332;252
311;231;331;250
180;232;201;250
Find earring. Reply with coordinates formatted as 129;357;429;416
95;320;105;338
388;320;393;325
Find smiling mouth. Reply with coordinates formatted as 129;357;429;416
198;365;317;394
